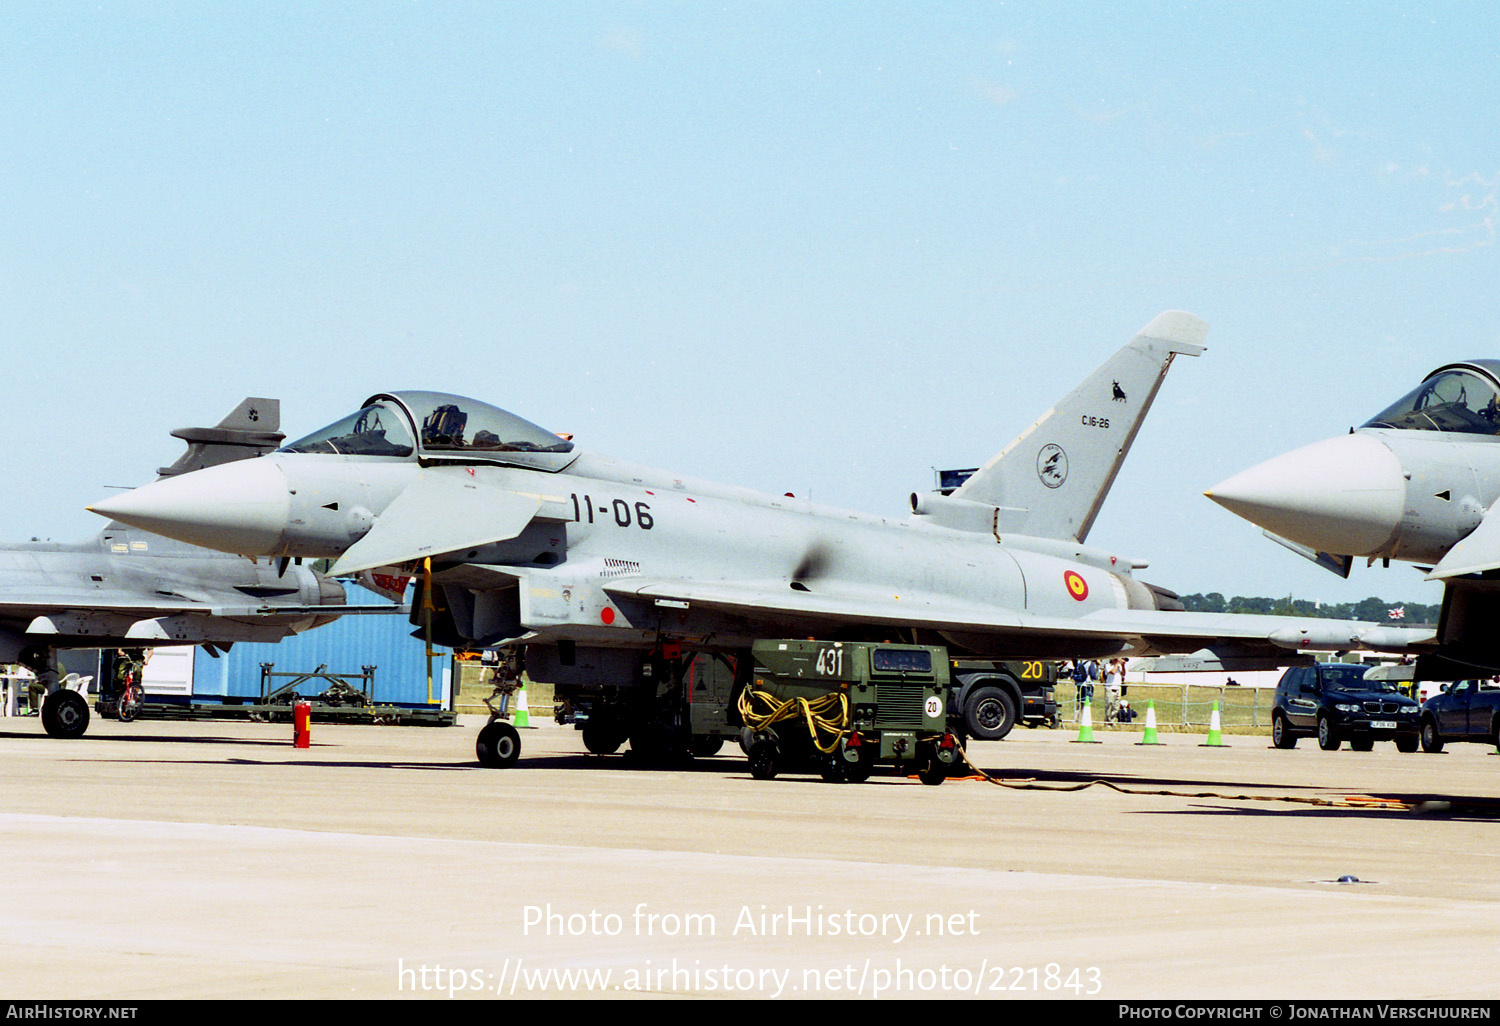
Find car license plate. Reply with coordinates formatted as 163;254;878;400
1371;720;1396;730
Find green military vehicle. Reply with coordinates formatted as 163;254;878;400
554;640;1051;775
737;640;963;785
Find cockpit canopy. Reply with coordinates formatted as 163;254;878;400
1363;361;1500;436
279;391;576;469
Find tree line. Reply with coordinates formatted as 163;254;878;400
1179;593;1439;626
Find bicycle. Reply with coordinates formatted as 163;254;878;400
116;672;143;723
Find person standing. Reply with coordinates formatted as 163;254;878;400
1072;658;1098;721
1103;657;1124;723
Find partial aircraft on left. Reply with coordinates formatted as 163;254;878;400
3;398;383;739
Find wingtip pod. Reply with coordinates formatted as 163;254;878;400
1267;622;1434;651
1136;310;1208;356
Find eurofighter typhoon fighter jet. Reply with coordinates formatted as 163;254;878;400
8;398;382;739
92;313;1435;763
1207;359;1500;679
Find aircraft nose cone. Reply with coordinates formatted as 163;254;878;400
1205;433;1406;556
89;458;291;556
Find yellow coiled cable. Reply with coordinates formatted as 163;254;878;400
737;686;850;754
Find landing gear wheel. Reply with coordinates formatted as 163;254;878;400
916;746;947;786
582;723;623;755
1420;719;1444;753
690;736;725;758
117;687;143;724
1316;716;1341;751
1272;713;1297;749
1395;733;1419;754
964;686;1017;741
1350;736;1374;752
41;690;90;739
748;740;779;780
476;721;521;768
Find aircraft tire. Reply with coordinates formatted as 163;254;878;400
964;686;1017;741
476;721;521;768
1420;717;1444;753
1395;733;1418;754
1349;736;1374;752
42;690;90;740
1271;713;1297;749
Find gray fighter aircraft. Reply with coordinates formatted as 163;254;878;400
1206;359;1500;678
7;398;381;739
91;312;1436;763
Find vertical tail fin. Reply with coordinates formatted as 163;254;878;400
95;398;286;547
156;398;284;479
952;311;1207;542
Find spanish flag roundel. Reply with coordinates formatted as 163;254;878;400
1064;570;1089;602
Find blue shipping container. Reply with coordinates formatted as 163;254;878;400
191;605;452;709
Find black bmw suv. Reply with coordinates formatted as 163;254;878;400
1271;663;1420;752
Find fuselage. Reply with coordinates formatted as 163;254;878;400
110;447;1163;657
89;387;1171;659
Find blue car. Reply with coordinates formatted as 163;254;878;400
1419;679;1500;752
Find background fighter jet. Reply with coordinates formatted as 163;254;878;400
1207;359;1500;678
8;398;383;739
93;312;1435;761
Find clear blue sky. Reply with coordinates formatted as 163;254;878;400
3;1;1495;612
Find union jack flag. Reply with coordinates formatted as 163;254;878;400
1388;606;1405;620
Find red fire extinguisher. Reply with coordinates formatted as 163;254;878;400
293;701;311;748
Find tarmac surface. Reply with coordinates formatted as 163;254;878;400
3;714;1499;1001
